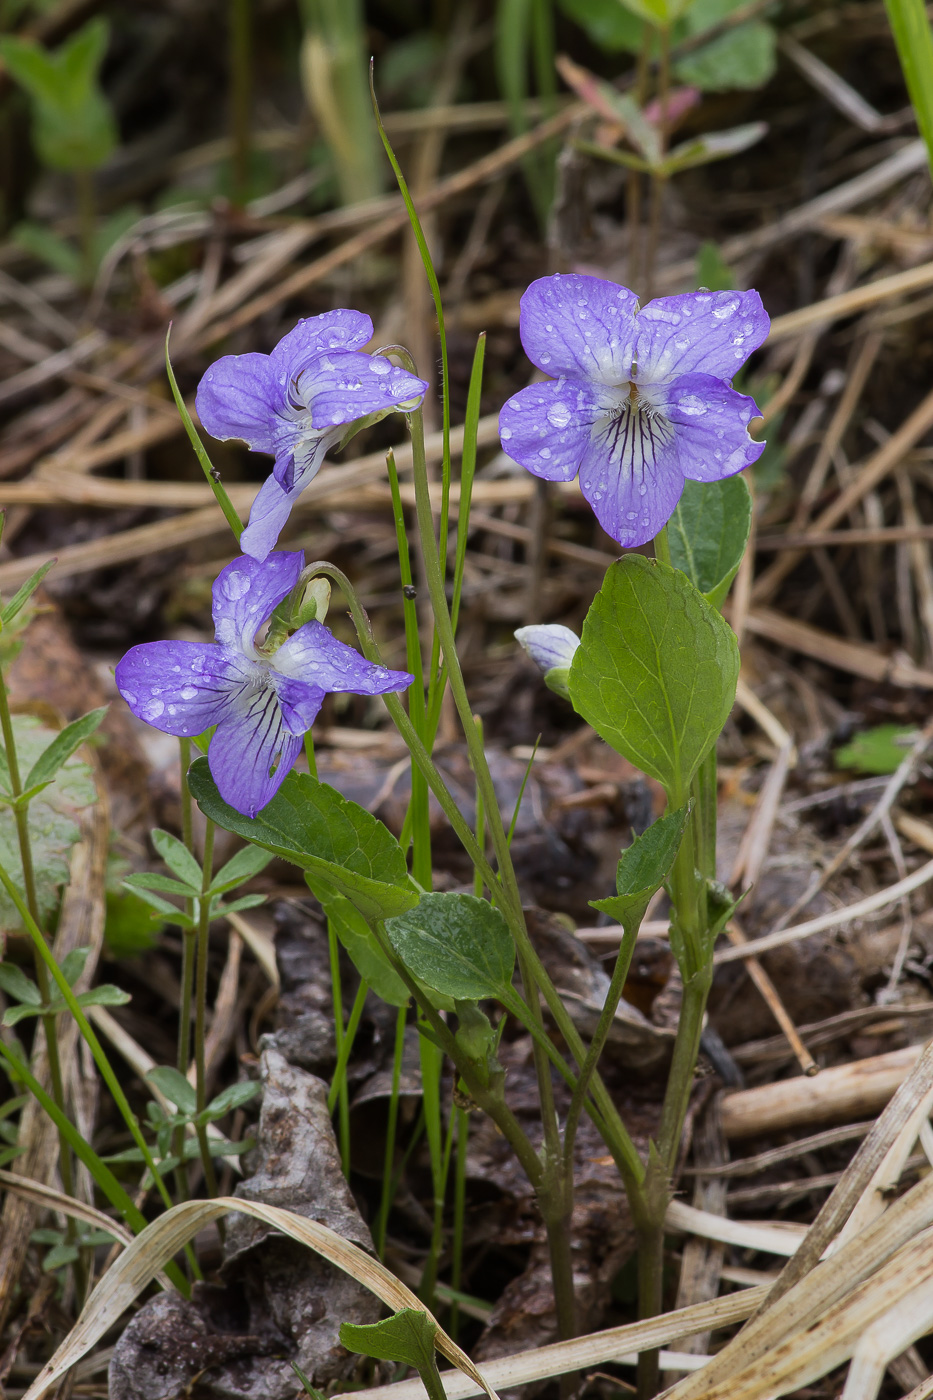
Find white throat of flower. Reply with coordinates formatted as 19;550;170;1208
589;381;675;496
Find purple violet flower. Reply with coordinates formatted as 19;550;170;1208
196;310;429;562
115;552;412;818
498;275;770;548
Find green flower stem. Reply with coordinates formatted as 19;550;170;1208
194;819;219;1197
561;915;642;1172
373;1003;407;1257
0;679;75;1206
165;331;244;542
175;738;197;1204
304;730;318;780
387;449;432;889
368;917;544;1191
450;1103;468;1341
0;856;175;1211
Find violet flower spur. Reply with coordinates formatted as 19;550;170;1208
115;552;412;819
195;310;429;562
498;274;770;548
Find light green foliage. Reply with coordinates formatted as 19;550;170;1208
675;19;776;90
556;0;777;92
0;1093;26;1167
0;715;96;931
590;804;690;929
340;1309;443;1400
568;556;739;802
189;759;418;921
122;825;271;929
12;206;141;281
835;724;918;775
103;887;161;957
309;881;412;1007
0;18;117;172
668;476;752;608
696;240;736;291
385;893;515;1001
102;1070;259;1184
0;944;129;1027
31;1223;117;1273
884;0;933;179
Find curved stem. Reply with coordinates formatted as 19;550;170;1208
194;820;218;1196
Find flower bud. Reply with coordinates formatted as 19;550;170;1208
514;624;581;701
293;577;331;628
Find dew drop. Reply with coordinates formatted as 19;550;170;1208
180;686;198;701
371;359;390;376
223;569;251;600
539;447;552;460
500;426;512;441
547;402;571;428
678;395;707;417
143;699;165;721
540;352;552;365
545;324;554;332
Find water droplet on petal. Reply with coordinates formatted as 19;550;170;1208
547;403;571;428
180;686;198;701
143;698;165;721
501;427;512;441
678;395;707;417
540;353;552;365
223;569;251;600
539;447;552;460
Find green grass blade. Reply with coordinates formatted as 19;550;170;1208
450;333;485;637
884;0;933;175
0;1041;189;1294
164;328;244;543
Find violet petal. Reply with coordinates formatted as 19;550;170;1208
519;274;639;384
577;429;685;548
657;372;766;482
115;642;236;737
498;380;599;482
634;289;769;384
275;674;327;733
274;620;413;694
195;353;279;452
269;311;374;377
305;350;428;428
212;551;304;652
240;474;305;562
208;687;304;818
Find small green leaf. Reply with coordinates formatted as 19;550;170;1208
568;556;739;802
59;947;90;987
659;122;768;177
212;892;266;916
42;1242;79;1271
201;1079;261;1120
309;881;412;1008
835;725;918;775
147;1066;197;1116
208;844;273;895
0;715;96;934
385;893;515;1001
123;885;194;925
104;888;162;957
674;20;777;91
668;476;752;609
151;829;203;890
0;19;117;172
696;241;736;292
0;963;42;1005
22;707;107;794
590;805;690;928
2;1004;44;1027
0;558;56;627
123;871;197;899
340;1308;439;1370
74;985;132;1010
189;761;419;921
